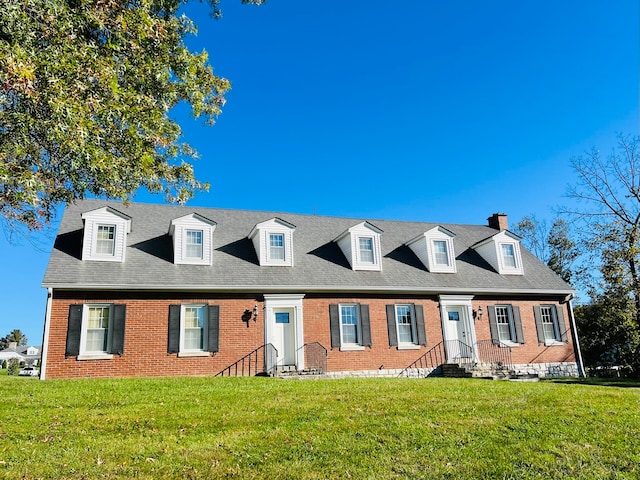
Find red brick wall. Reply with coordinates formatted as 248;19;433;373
43;291;576;379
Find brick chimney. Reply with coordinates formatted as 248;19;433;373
487;213;508;231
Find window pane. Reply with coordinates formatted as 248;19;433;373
96;225;115;255
359;237;374;263
433;240;449;265
86;306;109;352
495;306;513;342
541;306;557;340
396;305;414;343
269;234;285;260
501;244;516;268
183;306;204;350
340;305;359;344
186;230;203;258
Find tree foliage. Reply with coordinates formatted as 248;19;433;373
0;0;262;230
0;329;28;348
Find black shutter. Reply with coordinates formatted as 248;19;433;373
512;306;524;344
556;306;568;342
208;305;220;353
415;304;427;346
65;304;82;357
168;305;181;354
329;304;341;349
487;306;499;345
109;305;126;355
360;304;372;347
386;305;398;347
533;306;545;343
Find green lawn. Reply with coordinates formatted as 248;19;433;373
1;376;638;479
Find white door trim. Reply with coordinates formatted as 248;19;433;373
439;295;478;362
264;294;305;370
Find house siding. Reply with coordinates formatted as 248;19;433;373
44;291;576;379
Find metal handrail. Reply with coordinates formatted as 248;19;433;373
301;342;328;373
397;341;446;376
215;343;278;377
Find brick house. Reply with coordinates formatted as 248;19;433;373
40;200;583;379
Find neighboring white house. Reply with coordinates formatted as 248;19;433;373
0;343;42;366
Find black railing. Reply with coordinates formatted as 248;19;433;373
398;341;446;376
444;339;474;362
475;339;512;369
302;342;327;373
215;343;278;377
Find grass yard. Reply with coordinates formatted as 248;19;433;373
1;375;638;479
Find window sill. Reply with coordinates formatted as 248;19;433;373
339;345;365;352
499;341;519;348
544;340;564;347
77;353;114;361
178;351;210;358
397;344;421;350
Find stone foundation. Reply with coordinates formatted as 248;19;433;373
510;362;579;378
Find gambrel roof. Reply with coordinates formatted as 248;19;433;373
43;199;573;295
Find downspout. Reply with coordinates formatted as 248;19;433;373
39;288;53;380
566;294;585;377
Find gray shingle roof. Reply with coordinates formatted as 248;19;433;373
42;199;573;295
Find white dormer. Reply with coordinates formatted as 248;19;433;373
169;213;216;265
81;206;132;262
472;230;524;275
406;226;457;273
248;218;296;267
334;221;383;271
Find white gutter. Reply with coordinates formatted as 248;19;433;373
41;283;575;296
567;295;585;377
39;288;53;380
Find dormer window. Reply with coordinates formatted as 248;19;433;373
185;230;203;259
96;225;116;256
472;230;524;275
406;226;456;273
358;237;375;264
269;233;285;261
334;222;383;271
81;206;131;263
248;218;296;267
501;243;517;268
169;213;216;265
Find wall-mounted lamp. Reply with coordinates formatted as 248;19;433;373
253;304;259;322
474;306;483;322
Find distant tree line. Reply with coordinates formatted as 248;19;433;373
0;329;27;349
514;134;640;377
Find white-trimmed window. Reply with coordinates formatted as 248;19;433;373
83;305;112;353
358;237;375;264
185;230;203;259
340;304;360;345
534;304;567;345
95;225;116;256
487;305;524;345
269;233;285;261
433;240;450;266
495;306;515;343
395;304;416;344
501;243;517;268
65;303;126;359
181;305;207;352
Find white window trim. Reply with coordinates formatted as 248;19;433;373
267;232;287;263
497;241;524;275
78;304;114;360
184;229;204;260
494;305;519;345
178;304;208;355
94;224;116;257
338;303;364;351
541;305;564;346
406;226;457;273
395;304;418;347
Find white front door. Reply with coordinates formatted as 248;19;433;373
263;294;305;372
439;296;478;362
272;308;295;366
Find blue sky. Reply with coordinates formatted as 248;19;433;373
1;0;638;346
